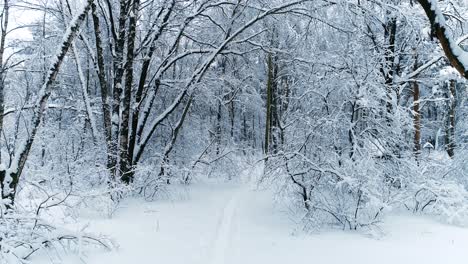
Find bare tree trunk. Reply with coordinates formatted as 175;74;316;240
0;0;8;164
264;53;274;155
91;1;113;172
110;0;130;178
412;51;421;159
242;112;247;145
71;44;98;141
383;16;397;120
252;114;256;148
120;0;140;184
230;100;235;139
349;101;357;159
215;100;222;155
446;80;456;158
279;76;290;146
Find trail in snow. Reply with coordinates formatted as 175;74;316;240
33;180;468;264
210;189;242;264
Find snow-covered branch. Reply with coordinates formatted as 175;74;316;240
417;0;468;78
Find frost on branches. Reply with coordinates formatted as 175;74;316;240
0;0;467;262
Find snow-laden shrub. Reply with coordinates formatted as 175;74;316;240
406;151;468;226
133;147;258;202
266;151;408;230
409;179;468;225
0;137;116;264
268;147;468;230
0;198;114;264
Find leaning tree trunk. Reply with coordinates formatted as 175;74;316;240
417;0;468;79
158;96;193;181
0;0;92;205
72;43;98;141
59;0;98;142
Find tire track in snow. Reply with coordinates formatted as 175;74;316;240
210;189;242;264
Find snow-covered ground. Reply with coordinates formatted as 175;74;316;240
34;180;468;264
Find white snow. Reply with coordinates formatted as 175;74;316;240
423;141;434;149
32;179;468;264
209;187;244;264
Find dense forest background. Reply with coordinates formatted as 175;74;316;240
0;0;467;262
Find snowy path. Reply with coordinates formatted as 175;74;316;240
35;181;468;264
210;188;242;264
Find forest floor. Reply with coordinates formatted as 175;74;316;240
34;177;468;264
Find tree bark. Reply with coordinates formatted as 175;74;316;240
382;16;397;119
128;0;175;170
446;79;456;158
110;0;130;178
264;53;274;155
417;0;468;79
0;0;9;164
120;0;140;184
91;1;113;172
413;52;421;159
